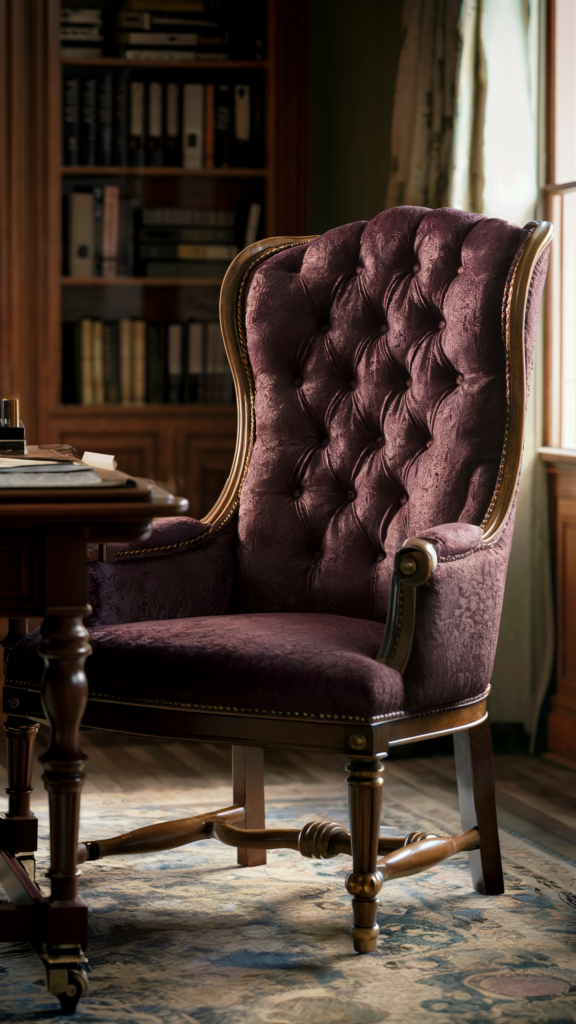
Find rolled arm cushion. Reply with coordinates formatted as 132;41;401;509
87;517;235;627
400;519;513;712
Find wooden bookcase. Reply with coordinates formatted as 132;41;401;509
0;0;310;518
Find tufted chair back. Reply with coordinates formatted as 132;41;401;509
235;206;528;623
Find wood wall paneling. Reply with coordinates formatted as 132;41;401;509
545;465;576;767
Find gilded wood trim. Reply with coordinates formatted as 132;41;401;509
482;220;554;544
202;235;316;531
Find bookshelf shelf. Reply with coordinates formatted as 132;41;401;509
61;58;269;71
58;402;235;414
61;277;224;287
62;166;268;177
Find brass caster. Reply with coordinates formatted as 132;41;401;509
351;924;379;953
42;946;88;1015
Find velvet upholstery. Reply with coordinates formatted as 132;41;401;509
5;207;551;722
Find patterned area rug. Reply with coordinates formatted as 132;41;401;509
1;780;575;1023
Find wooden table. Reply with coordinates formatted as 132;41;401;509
0;463;188;1010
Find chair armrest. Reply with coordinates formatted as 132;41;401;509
87;517;235;627
377;523;485;672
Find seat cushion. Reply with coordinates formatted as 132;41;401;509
5;612;484;723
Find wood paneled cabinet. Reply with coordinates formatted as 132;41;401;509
0;1;310;515
543;452;576;768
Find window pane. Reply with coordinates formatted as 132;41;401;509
554;0;576;183
562;192;576;447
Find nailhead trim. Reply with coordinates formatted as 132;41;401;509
3;678;489;725
115;532;211;558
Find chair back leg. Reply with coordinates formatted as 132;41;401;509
232;746;266;867
454;717;504;895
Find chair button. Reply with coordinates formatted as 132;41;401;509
347;490;356;502
294;376;303;387
321;324;330;333
293;489;302;499
413;264;420;273
376;436;385;448
456;373;464;384
349;380;357;391
380;324;387;333
438;321;446;330
376;552;386;563
321;438;329;448
313;551;322;561
400;495;408;506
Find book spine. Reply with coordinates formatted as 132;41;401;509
102;185;120;278
204;320;231;402
147;81;163;167
138;226;236;243
114;70;130;166
61;322;78;403
139;243;237;260
164;81;181;166
103;321;120;403
63;77;80;165
93;186;103;276
204;83;215;169
182;83;204;169
68;191;95;277
233;84;250;166
186;320;204;402
132;320;147;404
146;323;166;403
80;77;97;165
97;73;114;166
119;32;200;46
129;80;146;167
244;202;262;247
215;84;230;168
167;322;183;403
92;319;105;404
79;319;94;405
123;50;228;61
119;318;132;403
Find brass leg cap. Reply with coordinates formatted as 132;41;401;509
351;924;379;953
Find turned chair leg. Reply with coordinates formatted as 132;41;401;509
2;717;39;880
232;746;266;867
346;756;384;953
454;717;504;895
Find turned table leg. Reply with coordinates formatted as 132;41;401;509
2;718;39;879
346;756;384;953
39;611;91;1011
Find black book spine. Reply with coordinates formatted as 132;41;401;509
97;73;114;166
215;84;230;168
129;79;146;168
80;77;97;166
114;70;130;166
146;322;166;403
63;77;80;166
61;322;79;403
146;81;164;167
164;81;181;167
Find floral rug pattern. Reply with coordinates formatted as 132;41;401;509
0;781;575;1023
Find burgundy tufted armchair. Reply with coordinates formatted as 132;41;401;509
3;207;552;1011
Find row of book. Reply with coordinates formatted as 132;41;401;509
61;3;265;61
62;318;233;406
66;196;261;278
63;73;263;169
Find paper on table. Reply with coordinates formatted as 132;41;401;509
82;451;117;470
0;458;59;467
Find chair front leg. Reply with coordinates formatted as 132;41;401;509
232;746;266;866
346;756;384;953
454;717;504;895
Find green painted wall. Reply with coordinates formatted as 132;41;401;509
310;0;403;234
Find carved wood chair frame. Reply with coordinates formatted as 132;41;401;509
2;221;554;987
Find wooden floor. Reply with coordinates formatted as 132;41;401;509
1;724;575;861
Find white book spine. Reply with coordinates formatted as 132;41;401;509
69;192;95;277
182;83;204;169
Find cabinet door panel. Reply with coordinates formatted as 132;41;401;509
58;431;160;483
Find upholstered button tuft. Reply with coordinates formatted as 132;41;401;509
349;380;357;391
321;324;330;333
413;263;420;273
294;376;303;387
376;552;386;563
405;378;411;389
321;438;329;448
293;489;302;499
456;373;464;384
347;490;356;501
356;267;363;274
313;551;322;560
457;266;464;274
400;495;408;506
438;320;446;330
380;324;387;333
376;436;385;448
426;439;433;449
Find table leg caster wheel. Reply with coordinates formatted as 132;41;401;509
44;955;88;1014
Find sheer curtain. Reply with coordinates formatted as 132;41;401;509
450;0;549;746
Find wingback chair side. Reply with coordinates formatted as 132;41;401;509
1;208;553;1013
